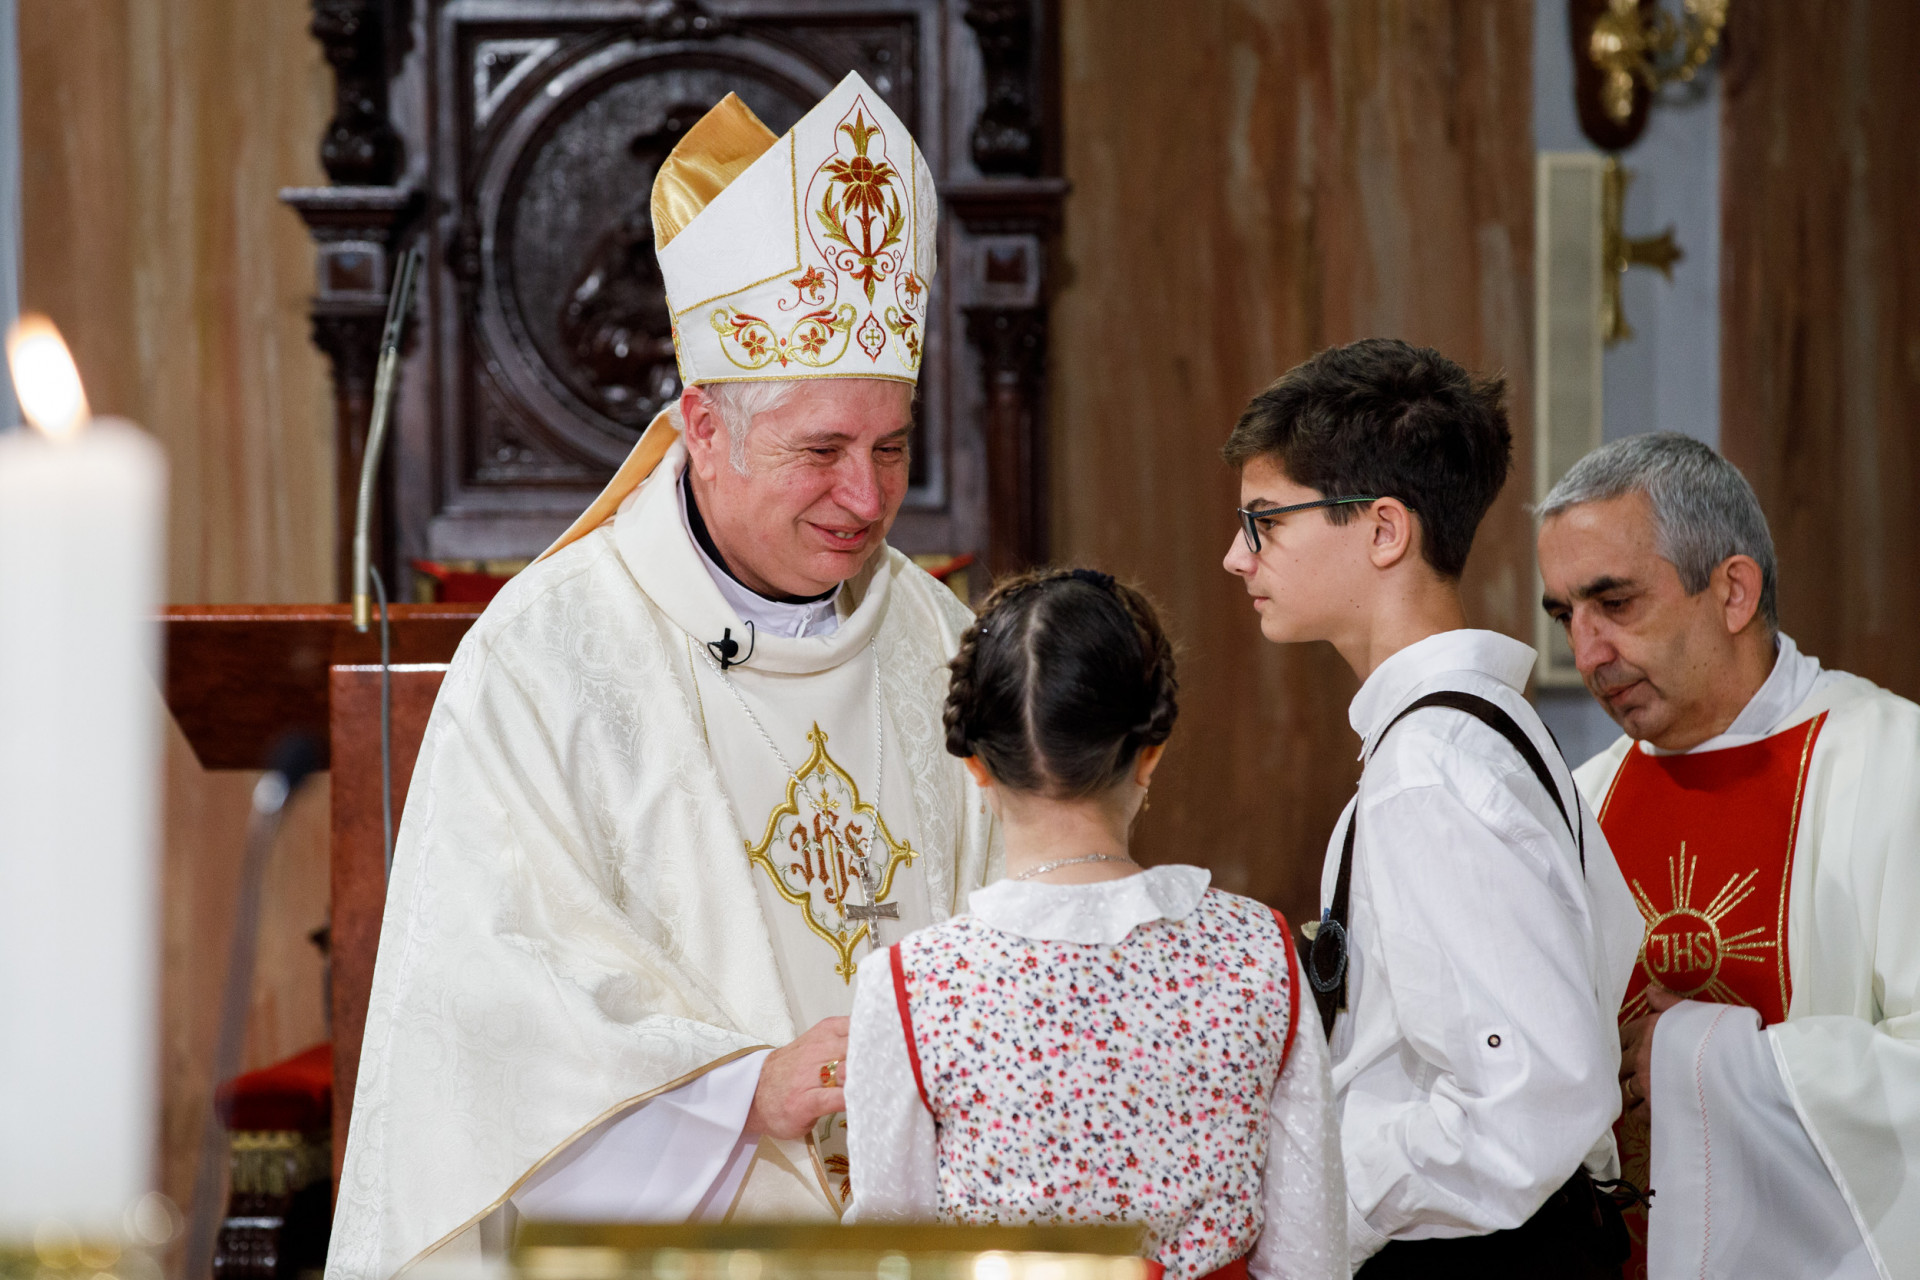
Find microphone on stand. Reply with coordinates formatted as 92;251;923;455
351;243;422;634
183;734;323;1280
348;242;422;885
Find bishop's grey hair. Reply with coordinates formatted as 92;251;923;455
1538;432;1778;630
669;380;801;474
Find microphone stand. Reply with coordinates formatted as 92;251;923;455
349;245;421;879
351;245;420;634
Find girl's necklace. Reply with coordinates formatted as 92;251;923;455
1012;852;1131;882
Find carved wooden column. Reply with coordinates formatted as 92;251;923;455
281;0;419;599
965;306;1047;574
955;0;1064;575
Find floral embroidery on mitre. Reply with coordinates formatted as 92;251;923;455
668;74;936;383
708;303;855;370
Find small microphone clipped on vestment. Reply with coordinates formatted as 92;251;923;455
708;621;756;671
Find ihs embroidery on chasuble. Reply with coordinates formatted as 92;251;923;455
1599;712;1827;1027
1597;712;1827;1280
1621;844;1779;1017
744;723;916;981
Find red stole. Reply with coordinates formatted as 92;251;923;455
1595;712;1827;1278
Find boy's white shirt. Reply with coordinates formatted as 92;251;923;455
842;866;1350;1280
1322;629;1642;1261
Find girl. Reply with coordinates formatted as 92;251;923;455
844;568;1346;1279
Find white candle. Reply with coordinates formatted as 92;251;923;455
0;318;167;1242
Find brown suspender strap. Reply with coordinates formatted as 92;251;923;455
1302;689;1587;1039
889;943;933;1115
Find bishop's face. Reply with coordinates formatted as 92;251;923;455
685;379;913;599
1537;490;1747;749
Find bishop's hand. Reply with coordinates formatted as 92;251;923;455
746;1016;849;1140
1619;982;1682;1128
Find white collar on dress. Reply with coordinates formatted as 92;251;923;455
1644;632;1829;756
1348;628;1536;751
966;864;1212;945
674;469;841;640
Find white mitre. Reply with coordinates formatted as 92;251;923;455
544;72;936;560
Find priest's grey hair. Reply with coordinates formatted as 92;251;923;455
667;380;801;475
1538;432;1778;630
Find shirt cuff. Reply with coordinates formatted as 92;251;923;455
1347;1195;1391;1264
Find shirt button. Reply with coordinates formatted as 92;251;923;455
1487;1034;1502;1048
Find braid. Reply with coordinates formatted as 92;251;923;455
942;612;986;759
943;566;1179;798
1113;580;1180;752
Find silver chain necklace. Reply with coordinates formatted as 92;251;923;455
691;640;896;950
1013;852;1131;882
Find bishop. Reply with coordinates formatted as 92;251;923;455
327;74;995;1280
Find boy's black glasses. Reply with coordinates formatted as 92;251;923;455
1237;496;1381;554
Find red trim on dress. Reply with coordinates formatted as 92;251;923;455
1271;908;1301;1077
1143;1253;1249;1280
889;943;933;1114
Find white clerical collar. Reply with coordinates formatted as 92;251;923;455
1645;632;1829;756
674;471;841;640
967;864;1211;945
611;442;892;676
1348;628;1537;748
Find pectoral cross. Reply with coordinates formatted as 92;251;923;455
845;854;897;950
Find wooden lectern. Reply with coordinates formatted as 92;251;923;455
162;603;485;1181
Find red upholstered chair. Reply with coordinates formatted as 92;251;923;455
411;558;516;604
212;1043;333;1280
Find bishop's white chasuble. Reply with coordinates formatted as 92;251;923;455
1577;646;1920;1279
327;442;996;1280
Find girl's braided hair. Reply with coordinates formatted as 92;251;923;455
943;567;1178;798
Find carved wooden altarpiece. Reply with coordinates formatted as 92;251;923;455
285;0;1063;597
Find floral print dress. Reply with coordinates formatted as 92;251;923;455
844;865;1348;1280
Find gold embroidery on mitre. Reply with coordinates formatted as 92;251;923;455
808;102;909;303
1623;840;1777;1018
744;724;916;981
709;301;855;370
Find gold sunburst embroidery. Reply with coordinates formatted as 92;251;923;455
1623;841;1775;1018
744;724;916;981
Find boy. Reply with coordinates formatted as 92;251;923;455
1220;339;1641;1277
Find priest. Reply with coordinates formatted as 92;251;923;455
328;74;995;1280
1537;432;1920;1280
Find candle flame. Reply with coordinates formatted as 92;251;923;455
7;315;91;440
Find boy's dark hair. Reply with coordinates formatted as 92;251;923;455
1221;338;1512;579
944;568;1177;798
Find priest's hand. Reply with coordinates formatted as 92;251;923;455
746;1016;849;1140
1619;982;1682;1126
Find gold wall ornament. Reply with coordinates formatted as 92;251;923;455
744;724;917;981
1573;0;1731;151
1591;0;1729;122
1601;158;1683;345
